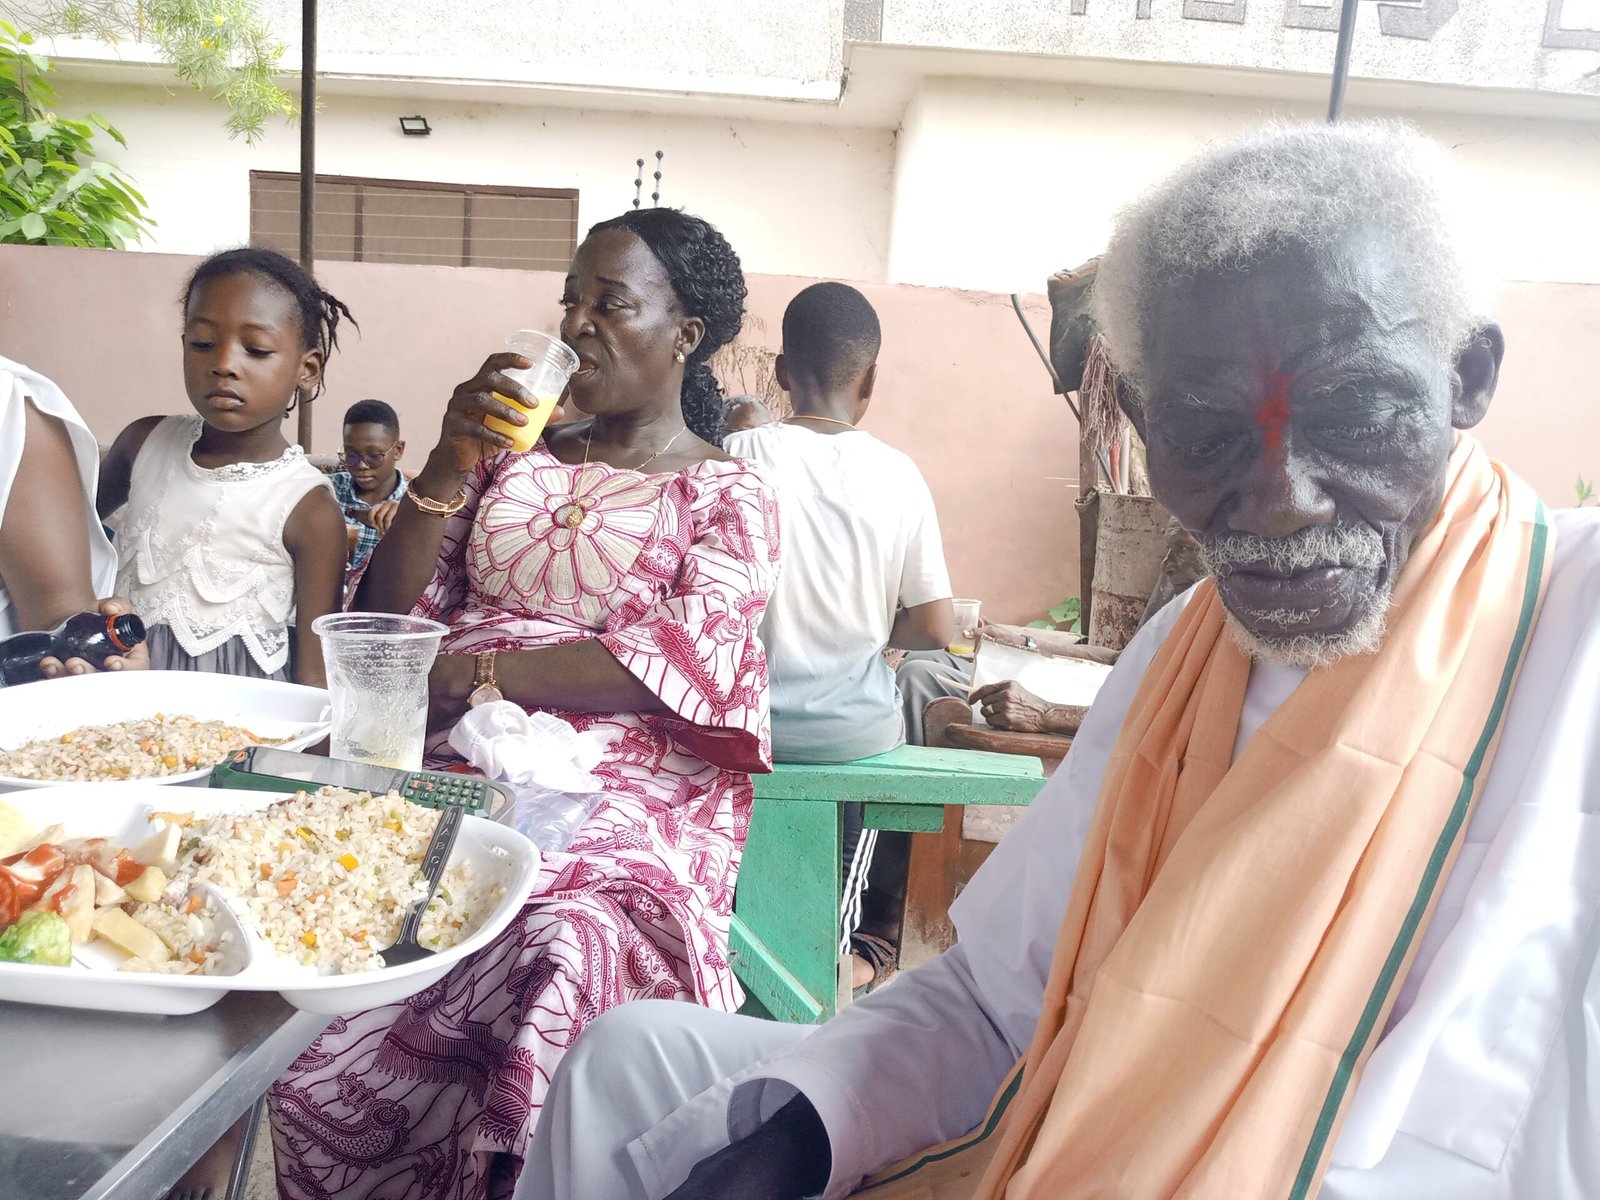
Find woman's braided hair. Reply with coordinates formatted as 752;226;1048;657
182;247;357;411
587;208;747;447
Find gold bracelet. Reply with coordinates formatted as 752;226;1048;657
407;484;468;517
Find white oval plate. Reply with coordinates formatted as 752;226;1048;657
0;784;539;1015
0;671;331;790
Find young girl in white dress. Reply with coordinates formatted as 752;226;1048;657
98;248;353;686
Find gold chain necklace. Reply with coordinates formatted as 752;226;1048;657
789;414;857;430
553;422;689;530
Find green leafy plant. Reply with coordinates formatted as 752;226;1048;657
0;19;152;247
1027;596;1082;634
25;0;294;143
1577;474;1596;507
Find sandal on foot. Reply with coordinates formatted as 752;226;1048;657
850;932;898;1000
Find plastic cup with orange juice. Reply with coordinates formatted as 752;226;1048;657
483;329;580;452
949;598;982;657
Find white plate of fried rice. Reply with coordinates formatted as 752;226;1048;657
0;784;538;1015
0;671;330;790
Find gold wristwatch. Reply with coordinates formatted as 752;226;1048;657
467;652;502;707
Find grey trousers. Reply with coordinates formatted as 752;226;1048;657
895;651;974;745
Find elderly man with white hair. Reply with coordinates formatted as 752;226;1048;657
515;121;1600;1200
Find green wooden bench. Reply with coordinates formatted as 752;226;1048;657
730;744;1047;1024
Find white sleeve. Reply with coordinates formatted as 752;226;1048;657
723;596;1189;1197
897;468;952;610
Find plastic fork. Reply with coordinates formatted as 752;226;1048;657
379;803;464;968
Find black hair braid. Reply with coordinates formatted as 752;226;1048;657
587;208;746;447
182;247;358;409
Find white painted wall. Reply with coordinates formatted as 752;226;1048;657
50;81;895;282
50;71;1600;298
886;77;1600;294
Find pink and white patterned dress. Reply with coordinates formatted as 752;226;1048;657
268;446;780;1200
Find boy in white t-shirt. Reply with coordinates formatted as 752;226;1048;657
726;282;955;991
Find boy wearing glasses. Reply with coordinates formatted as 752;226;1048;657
330;399;408;585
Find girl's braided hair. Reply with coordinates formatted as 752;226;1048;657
586;208;746;447
182;247;357;410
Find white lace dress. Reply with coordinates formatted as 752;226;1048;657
114;415;333;679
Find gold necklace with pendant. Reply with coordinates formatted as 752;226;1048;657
553;422;689;530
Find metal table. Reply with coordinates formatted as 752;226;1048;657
0;994;326;1200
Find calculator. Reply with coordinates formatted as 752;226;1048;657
209;745;509;820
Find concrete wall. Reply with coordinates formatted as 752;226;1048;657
885;77;1600;294
254;0;845;89
6;244;1596;620
0;244;1080;624
875;0;1600;96
50;81;895;283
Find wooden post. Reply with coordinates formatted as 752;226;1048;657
1077;430;1099;638
295;0;317;452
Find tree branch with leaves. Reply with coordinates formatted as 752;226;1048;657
16;0;294;143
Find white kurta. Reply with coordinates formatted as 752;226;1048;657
520;505;1600;1200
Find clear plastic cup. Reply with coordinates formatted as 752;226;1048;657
948;598;982;657
312;613;449;771
484;329;580;453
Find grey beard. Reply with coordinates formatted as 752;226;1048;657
1220;597;1390;669
1197;525;1391;669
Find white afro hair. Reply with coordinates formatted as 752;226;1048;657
1092;121;1481;395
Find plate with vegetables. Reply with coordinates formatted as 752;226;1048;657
0;784;538;1015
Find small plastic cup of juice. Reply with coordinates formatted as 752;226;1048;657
484;329;580;452
948;598;982;657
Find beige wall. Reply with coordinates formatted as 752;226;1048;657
0;244;1079;624
5;246;1595;626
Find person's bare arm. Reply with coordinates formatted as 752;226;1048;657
426;640;668;734
1;399;100;631
283;488;348;689
889;597;956;652
357;353;543;613
96;414;164;520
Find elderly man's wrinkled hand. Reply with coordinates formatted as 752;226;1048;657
972;680;1055;733
37;597;150;678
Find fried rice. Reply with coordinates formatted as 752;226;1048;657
169;787;503;973
0;714;282;782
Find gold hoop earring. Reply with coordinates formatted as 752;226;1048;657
674;349;686;364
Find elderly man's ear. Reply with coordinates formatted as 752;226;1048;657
1452;322;1503;431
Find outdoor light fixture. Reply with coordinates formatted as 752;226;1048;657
398;115;431;136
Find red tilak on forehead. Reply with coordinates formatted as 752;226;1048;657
1256;371;1291;454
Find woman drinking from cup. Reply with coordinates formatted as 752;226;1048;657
268;209;779;1200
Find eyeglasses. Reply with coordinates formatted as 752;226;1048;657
342;448;395;470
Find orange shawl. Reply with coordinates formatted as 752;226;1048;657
861;438;1550;1200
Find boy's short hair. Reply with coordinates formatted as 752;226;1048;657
782;282;881;392
342;398;400;437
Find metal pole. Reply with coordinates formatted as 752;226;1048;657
1326;0;1359;123
296;0;317;451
